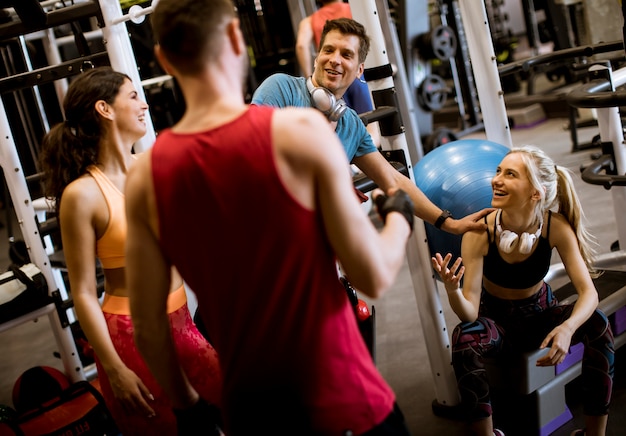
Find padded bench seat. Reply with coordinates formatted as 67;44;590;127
483;268;626;436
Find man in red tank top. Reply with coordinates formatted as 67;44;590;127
296;0;352;77
126;0;415;434
295;1;381;144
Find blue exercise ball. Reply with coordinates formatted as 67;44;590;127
413;139;509;265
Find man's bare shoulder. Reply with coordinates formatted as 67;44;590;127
272;106;329;132
270;107;348;172
271;107;337;150
298;15;312;32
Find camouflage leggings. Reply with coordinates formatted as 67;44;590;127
451;282;614;421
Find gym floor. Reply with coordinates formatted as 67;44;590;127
1;83;626;436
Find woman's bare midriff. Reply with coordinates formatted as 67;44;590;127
103;267;182;297
482;275;544;300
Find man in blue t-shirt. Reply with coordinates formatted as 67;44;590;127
253;72;376;161
253;18;490;235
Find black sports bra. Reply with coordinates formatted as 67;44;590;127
482;211;553;289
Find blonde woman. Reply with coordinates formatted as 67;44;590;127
433;145;614;436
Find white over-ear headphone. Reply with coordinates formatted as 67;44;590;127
306;77;347;122
496;209;543;255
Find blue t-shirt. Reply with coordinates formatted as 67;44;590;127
251;73;377;161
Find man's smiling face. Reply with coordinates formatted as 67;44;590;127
312;29;364;99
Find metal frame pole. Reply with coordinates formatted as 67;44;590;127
0;100;85;383
40;28;69;117
350;0;460;407
592;65;626;247
457;0;512;147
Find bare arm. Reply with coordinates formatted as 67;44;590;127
60;180;155;417
125;152;198;409
273;108;411;298
353;151;493;234
295;17;314;77
432;230;485;322
366;122;382;148
536;213;599;366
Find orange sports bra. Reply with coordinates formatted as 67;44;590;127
86;165;126;269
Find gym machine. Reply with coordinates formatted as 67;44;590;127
499;40;625;152
415;0;482;151
348;0;461;409
402;0;516;152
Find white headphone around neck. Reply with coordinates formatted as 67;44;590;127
496;209;543;255
306;77;347;122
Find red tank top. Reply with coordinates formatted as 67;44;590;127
311;2;352;46
151;105;394;433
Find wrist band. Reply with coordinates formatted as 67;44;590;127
374;190;415;231
434;210;452;229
